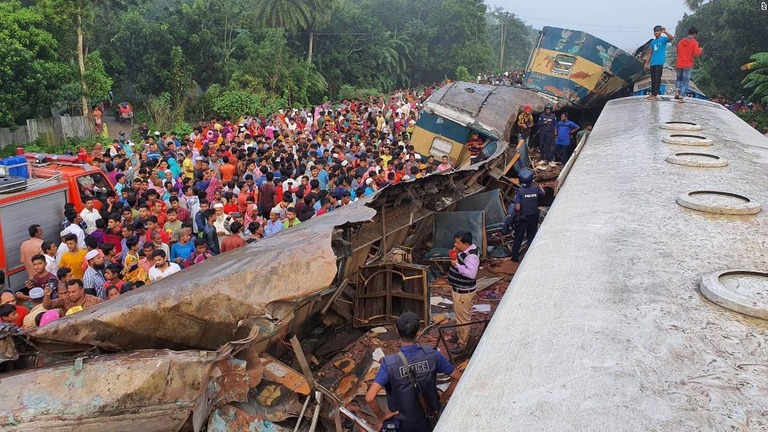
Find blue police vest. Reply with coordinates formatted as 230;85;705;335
516;185;541;216
539;113;557;133
384;346;441;424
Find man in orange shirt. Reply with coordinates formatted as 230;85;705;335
219;156;236;183
675;27;703;103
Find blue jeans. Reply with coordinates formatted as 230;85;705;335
676;68;692;98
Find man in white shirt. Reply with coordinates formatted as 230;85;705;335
147;250;181;282
79;198;102;235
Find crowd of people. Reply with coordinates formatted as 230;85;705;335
1;87;471;332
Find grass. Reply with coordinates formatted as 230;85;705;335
0;136;111;159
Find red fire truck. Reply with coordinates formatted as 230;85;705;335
0;152;115;290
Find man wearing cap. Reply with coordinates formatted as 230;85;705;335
22;287;46;329
82;250;107;299
517;106;534;140
365;312;462;431
264;207;283;238
447;230;480;355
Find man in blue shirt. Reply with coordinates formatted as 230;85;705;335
644;25;674;100
365;312;462;431
554;113;579;165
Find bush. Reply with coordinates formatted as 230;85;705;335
455;66;472;82
337;84;382;102
736;110;768;132
213;91;261;120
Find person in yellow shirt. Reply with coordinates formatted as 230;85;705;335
182;150;195;179
58;234;87;280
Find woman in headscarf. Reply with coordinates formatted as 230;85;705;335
205;174;222;204
167;157;182;179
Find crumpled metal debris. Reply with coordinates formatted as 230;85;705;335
0;349;248;432
29;201;377;352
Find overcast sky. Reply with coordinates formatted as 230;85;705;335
490;0;692;52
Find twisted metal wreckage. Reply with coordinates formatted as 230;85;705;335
0;84;551;431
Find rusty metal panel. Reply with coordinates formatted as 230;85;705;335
30;202;376;351
354;263;430;327
0;350;239;432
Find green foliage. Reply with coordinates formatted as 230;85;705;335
84;51;113;104
455;66;472;82
337;84;382;101
0;1;71;126
735;111;768;132
213;91;261;120
145;93;176;133
741;52;768;104
486;8;537;72
676;0;768;98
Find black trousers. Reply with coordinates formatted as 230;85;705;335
512;213;539;259
649;65;663;96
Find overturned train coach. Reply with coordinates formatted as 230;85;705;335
0;84;546;430
435;97;768;430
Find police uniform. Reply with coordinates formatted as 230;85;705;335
537;112;557;161
373;344;456;432
512;183;545;261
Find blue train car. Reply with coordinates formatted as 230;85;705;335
524;27;646;108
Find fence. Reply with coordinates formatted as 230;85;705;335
0;116;94;149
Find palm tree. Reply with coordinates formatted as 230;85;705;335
305;0;337;63
253;0;336;64
684;0;714;11
741;52;768;103
254;0;311;32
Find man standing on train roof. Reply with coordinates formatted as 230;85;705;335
554;112;579;165
365;312;462;432
446;230;480;355
675;27;703;103
511;169;545;263
644;25;674;101
536;103;557;167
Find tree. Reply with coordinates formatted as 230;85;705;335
675;0;768;97
741;52;768;103
254;0;311;32
0;1;70;126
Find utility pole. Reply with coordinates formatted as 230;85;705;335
499;12;509;71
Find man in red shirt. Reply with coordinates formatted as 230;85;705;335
675;27;703;103
220;221;246;252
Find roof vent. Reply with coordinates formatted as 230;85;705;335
677;190;762;215
662;134;713;146
701;270;768;320
659;121;703;131
665;152;728;168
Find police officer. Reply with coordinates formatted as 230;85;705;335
511;169;545;262
365;312;462;432
536;103;557;165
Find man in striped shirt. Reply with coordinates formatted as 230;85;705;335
447;230;480;355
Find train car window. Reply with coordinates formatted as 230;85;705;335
552;54;576;77
429;137;454;158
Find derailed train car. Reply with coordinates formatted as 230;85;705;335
524;26;646;108
436;97;768;430
0;84;546;430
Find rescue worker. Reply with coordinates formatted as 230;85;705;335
536;103;557;166
365;312;462;432
446;230;480;355
511;169;545;262
517;105;534;141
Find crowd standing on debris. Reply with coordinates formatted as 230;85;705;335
3;87;476;331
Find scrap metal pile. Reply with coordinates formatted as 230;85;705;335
0;84;551;431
